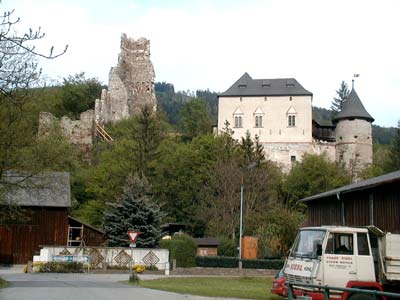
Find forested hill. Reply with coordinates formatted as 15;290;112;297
156;83;397;145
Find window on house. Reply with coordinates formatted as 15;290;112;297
234;116;243;128
255;115;263;127
288;115;296;127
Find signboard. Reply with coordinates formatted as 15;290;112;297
127;231;140;243
52;255;90;263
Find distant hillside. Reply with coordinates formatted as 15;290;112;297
155;82;218;125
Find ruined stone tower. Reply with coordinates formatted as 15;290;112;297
333;89;374;176
95;34;156;124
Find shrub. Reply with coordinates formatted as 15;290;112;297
241;259;284;269
196;256;238;268
195;256;284;269
160;234;197;267
32;262;83;273
217;236;236;257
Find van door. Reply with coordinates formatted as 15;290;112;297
323;232;357;287
355;232;375;282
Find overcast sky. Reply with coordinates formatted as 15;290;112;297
6;0;400;127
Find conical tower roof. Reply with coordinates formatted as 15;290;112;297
333;89;374;123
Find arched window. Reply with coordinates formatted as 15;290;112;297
254;107;264;128
233;107;243;128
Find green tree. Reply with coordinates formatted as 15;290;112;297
331;81;350;116
283;153;351;209
384;120;400;172
58;72;102;119
179;98;212;140
104;175;164;247
132;105;163;178
238;131;265;166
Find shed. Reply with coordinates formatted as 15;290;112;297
67;216;105;246
195;237;220;257
301;170;400;233
0;171;71;264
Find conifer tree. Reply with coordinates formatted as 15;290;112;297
385;120;400;172
331;81;350;116
103;175;164;247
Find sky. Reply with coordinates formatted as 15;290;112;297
5;0;400;127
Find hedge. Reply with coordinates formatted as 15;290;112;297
195;256;284;269
160;234;197;268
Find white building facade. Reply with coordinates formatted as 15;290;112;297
217;73;374;172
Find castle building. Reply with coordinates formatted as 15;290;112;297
95;34;157;124
217;73;374;173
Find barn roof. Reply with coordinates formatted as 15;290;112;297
2;171;71;207
301;170;400;203
68;216;105;234
219;73;312;97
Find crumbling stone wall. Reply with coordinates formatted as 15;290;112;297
95;34;156;124
38;111;94;153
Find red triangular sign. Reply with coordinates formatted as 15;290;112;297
127;231;140;243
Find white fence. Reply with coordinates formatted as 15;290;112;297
34;246;169;273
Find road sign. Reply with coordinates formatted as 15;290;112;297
127;231;140;243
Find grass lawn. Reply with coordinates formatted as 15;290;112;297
137;276;281;300
0;277;8;289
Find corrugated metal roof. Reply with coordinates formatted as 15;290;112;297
3;171;71;207
301;170;400;203
219;73;313;97
332;89;374;123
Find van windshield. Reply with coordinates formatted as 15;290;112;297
291;229;326;259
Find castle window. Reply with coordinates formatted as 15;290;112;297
264;96;267;101
253;107;264;128
290;96;293;101
240;97;243;102
234;116;243;128
291;155;296;162
255;115;263;128
288;115;296;127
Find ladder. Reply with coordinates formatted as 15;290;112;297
67;226;85;247
95;121;113;142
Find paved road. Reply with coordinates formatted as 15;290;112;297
0;270;232;300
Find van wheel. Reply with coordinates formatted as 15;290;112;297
349;293;373;300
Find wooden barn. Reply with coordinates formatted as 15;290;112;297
0;172;71;264
301;170;400;233
0;171;105;264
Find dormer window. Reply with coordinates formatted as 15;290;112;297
261;80;270;88
286;79;295;87
239;84;246;89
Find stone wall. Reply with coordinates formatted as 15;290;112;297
38;111;94;153
95;34;156;124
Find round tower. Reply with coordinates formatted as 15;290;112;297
333;89;374;176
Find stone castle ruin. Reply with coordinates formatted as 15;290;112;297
95;34;157;124
38;34;156;150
